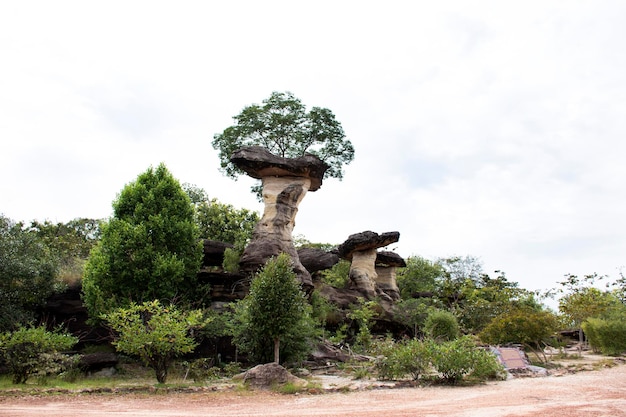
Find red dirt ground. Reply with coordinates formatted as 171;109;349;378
1;364;625;417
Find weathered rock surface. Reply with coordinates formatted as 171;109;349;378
230;146;329;191
297;247;340;274
336;231;400;299
202;239;234;267
235;362;307;389
79;352;119;373
232;146;329;290
374;251;406;301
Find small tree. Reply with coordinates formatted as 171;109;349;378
423;309;460;342
232;253;314;364
0;326;77;384
82;164;203;319
102;300;205;383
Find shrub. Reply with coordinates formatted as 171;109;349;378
583;318;626;356
376;339;430;381
102;300;205;383
0;326;78;384
427;336;503;384
423;309;460;341
479;308;558;350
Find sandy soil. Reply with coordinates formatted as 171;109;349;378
1;363;625;417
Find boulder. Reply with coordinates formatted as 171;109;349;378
235;362;307;389
232;146;329;290
297;247;340;273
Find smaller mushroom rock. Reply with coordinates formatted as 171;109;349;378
336;231;400;299
375;251;406;301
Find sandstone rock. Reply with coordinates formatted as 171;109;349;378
232;146;329;290
336;231;400;299
202;240;234;267
230;146;329;191
236;362;307;389
297;247;340;273
374;251;406;301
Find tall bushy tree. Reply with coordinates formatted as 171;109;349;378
212;91;354;196
232;253;315;364
82;164;203;319
0;215;59;331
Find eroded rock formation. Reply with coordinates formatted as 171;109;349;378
231;146;329;289
336;231;401;299
375;251;406;301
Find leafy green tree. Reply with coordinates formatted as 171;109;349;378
194;198;258;246
557;273;619;345
102;300;204;383
0;326;77;384
582;305;626;355
82;164;204;319
0;215;59;331
231;253;315;364
479;307;559;351
212;91;354;193
29;218;101;285
396;256;445;299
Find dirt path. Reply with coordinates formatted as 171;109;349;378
1;364;625;417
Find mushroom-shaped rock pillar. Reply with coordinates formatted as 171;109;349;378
336;231;400;299
375;251;406;301
230;146;329;290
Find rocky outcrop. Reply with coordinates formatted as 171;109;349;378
375;251;406;301
235;362;307;389
231;146;329;290
297;247;340;278
202;239;234;267
336;231;400;299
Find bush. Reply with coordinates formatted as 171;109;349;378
0;326;78;384
423;309;460;341
428;336;504;384
102;300;205;383
375;339;429;381
479;308;558;350
583;318;626;356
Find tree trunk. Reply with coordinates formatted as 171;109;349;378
274;337;280;364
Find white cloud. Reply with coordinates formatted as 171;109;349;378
1;0;625;297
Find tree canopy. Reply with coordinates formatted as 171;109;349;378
81;164;204;318
0;215;60;331
212;91;354;183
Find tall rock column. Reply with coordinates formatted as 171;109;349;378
374;251;406;301
230;146;329;290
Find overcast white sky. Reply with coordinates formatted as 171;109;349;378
2;1;625;298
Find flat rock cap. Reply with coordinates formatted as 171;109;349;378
230;146;330;191
336;231;400;259
375;250;406;267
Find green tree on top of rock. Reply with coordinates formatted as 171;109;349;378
212;91;355;184
82;164;204;319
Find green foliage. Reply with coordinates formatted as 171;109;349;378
479;307;559;349
0;215;60;331
428;336;504;384
559;287;618;330
82;164;204;319
194;197;259;246
582;305;626;355
397;256;444;299
392;298;433;338
375;338;430;381
347;298;379;350
102;300;205;383
320;259;351;289
212;91;354;195
0;326;77;384
423;309;460;341
231;253;316;364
